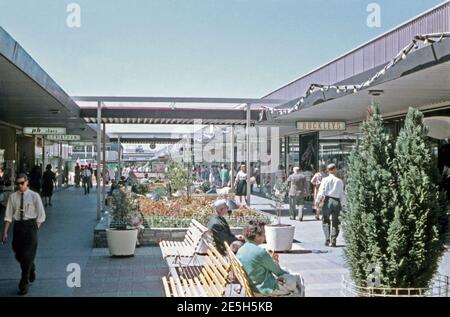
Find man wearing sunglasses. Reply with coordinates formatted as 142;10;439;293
2;174;46;295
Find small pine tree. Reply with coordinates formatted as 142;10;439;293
343;106;395;287
386;108;448;288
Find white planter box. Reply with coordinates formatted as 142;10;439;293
106;228;138;256
265;225;295;252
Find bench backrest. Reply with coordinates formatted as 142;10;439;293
183;219;209;251
198;243;231;296
224;242;255;297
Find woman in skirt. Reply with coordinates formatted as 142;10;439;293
234;164;248;206
42;164;56;207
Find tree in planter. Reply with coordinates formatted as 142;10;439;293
386;108;448;288
110;187;138;230
166;160;190;200
344;106;449;291
267;177;289;225
343;106;395;287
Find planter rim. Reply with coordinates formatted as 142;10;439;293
266;224;294;228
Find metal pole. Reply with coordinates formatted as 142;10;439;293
230;125;235;191
96;101;102;219
58;142;62;188
118;135;121;180
42;136;45;175
246;103;251;206
102;122;106;209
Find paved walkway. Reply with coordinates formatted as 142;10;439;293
0;189;447;297
250;195;450;297
0;186;167;297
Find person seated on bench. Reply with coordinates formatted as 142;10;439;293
237;220;305;296
208;199;245;255
230;240;244;254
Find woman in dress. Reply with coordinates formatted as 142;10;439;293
41;164;56;207
234;164;248;206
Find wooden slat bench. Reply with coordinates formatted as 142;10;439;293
162;243;232;297
224;242;305;297
159;219;209;266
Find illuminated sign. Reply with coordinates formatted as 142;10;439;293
296;121;346;131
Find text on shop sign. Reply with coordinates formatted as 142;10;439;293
23;127;67;135
296;121;346;131
46;134;81;141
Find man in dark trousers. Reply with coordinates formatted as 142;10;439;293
207;199;244;255
2;174;46;295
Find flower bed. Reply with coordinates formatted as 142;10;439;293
137;196;271;228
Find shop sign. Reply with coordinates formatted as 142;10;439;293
46;134;81;141
23;127;67;135
296;121;346;131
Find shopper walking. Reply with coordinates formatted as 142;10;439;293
87;164;93;189
234;164;248;206
311;164;328;220
287;167;307;221
82;167;91;195
315;164;347;247
28;165;41;194
41;164;56;207
2;174;46;295
220;164;230;188
74;163;81;187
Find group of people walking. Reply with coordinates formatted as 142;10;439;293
286;163;346;247
74;163;93;195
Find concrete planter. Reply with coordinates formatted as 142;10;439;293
265;224;295;252
106;228;138;256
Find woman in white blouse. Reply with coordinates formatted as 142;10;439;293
234;164;248;206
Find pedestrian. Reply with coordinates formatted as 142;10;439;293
311;164;328;220
74;163;81;187
287;167;307;221
315;164;347;247
2;174;46;295
41;164;56;207
234;164;248;206
87;164;93;189
28;165;41;194
82;167;91;195
220;164;230;188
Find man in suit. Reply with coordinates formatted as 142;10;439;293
207;199;244;254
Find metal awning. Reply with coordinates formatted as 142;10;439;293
269;37;450;125
0;27;97;140
79;106;265;125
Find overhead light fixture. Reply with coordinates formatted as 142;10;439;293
401;51;407;59
336;87;340;93
368;90;384;96
49;109;61;114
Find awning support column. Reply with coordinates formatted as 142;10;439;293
96;101;102;220
230;125;235;191
246;103;251;206
102;122;106;210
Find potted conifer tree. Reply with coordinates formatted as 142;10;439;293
342;106;448;295
106;187;139;257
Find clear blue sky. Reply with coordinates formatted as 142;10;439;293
0;0;445;98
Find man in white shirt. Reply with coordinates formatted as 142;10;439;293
315;164;347;247
2;174;46;295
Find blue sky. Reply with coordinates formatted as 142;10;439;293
0;0;445;98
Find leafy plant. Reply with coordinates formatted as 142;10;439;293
166;160;189;197
266;177;289;224
131;182;149;195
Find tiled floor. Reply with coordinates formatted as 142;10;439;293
0;189;448;297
